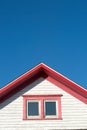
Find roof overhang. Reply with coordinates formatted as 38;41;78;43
0;63;87;104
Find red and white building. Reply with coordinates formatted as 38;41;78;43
0;63;87;130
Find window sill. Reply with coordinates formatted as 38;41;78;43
23;117;63;120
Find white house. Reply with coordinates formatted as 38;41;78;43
0;63;87;130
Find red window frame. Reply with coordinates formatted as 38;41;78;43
23;95;62;120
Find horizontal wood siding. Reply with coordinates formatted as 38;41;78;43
0;78;87;130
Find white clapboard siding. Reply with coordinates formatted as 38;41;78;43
0;77;87;130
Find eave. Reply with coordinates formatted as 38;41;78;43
0;63;87;104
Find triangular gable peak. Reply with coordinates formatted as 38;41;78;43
0;63;87;104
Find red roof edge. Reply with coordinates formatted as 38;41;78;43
0;63;87;104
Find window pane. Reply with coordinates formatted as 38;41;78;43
28;102;39;116
45;101;56;116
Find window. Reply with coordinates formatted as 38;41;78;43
23;95;62;120
27;100;40;118
45;100;57;117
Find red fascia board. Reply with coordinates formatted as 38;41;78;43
41;63;87;96
0;64;42;96
0;63;87;103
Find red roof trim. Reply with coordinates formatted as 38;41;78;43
0;63;87;104
1;64;42;93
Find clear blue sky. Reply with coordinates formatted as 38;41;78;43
0;0;87;89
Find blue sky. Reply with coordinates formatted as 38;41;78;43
0;0;87;89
